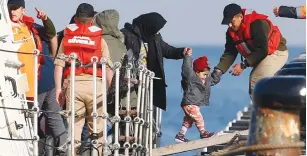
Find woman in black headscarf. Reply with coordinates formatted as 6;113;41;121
121;12;191;110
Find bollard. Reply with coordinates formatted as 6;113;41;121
248;76;306;156
277;62;306;145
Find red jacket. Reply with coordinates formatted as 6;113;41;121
62;23;103;78
228;9;281;58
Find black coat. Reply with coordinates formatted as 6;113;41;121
121;23;184;110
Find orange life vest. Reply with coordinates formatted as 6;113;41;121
62;23;103;78
228;9;281;58
23;16;45;80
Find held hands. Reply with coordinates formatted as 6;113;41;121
211;68;223;85
183;47;192;56
35;7;48;20
273;6;280;17
229;63;244;76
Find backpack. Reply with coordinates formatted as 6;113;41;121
107;49;139;115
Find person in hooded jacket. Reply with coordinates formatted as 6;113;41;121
121;12;192;111
94;9;140;114
94;9;126;64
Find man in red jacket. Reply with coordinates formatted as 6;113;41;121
212;3;289;97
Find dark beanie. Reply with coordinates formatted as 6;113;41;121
75;3;95;18
69;14;76;24
7;0;25;8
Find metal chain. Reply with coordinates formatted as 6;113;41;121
0;48;68;61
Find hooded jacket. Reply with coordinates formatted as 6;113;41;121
181;56;221;106
94;9;126;63
95;10;136;110
121;12;185;110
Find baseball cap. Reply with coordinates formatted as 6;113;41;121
221;3;242;25
193;56;210;72
75;3;95;18
7;0;25;8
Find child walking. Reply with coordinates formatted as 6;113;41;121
175;52;222;143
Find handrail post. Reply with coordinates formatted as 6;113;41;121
113;62;121;156
91;56;99;156
248;76;306;155
33;49;40;156
101;57;110;156
124;63;132;156
68;53;77;156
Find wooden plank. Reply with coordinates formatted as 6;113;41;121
152;130;248;156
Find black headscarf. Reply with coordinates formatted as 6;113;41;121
132;12;167;42
131;12;167;78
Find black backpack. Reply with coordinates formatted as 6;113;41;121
107;49;139;115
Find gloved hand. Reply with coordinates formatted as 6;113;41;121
211;68;223;86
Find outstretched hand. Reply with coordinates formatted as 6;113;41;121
229;63;244;76
183;47;192;56
273;6;280;17
35;7;47;20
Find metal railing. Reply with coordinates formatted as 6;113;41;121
65;53;158;156
0;48;162;156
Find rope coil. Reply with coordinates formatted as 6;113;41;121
213;142;305;156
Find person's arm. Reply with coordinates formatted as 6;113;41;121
42;17;56;40
54;40;65;104
101;38;114;88
210;69;223;86
181;55;195;81
278;5;306;19
244;20;270;67
158;34;185;59
49;35;58;57
36;17;57;44
215;30;239;73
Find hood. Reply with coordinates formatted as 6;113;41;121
94;9;123;39
122;22;142;38
132;12;166;42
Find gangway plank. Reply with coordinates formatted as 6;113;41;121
152;130;249;156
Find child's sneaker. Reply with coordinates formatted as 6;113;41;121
174;134;190;143
200;131;216;139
